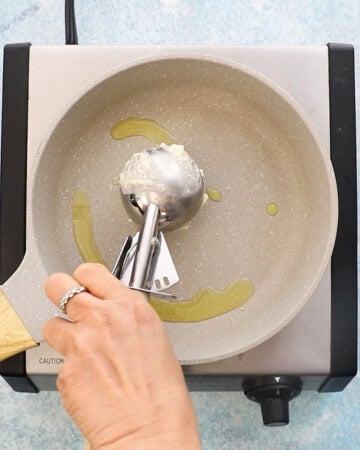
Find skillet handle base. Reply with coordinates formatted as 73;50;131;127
0;289;38;362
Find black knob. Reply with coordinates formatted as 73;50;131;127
261;398;289;426
243;376;302;427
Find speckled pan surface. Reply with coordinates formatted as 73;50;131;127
7;54;338;363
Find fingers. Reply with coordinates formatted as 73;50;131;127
44;263;146;331
44;271;99;321
43;317;74;355
73;263;131;300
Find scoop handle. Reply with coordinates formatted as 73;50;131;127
130;203;160;290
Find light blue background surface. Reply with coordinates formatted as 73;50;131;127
0;1;359;449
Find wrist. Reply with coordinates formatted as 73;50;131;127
94;409;201;450
97;428;201;450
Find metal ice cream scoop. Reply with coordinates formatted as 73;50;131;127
112;144;204;299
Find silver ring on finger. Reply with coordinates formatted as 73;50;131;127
59;285;88;314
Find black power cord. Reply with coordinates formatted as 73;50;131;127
65;0;78;44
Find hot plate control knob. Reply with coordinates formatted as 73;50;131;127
242;376;302;426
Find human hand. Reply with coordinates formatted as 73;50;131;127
43;263;201;450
